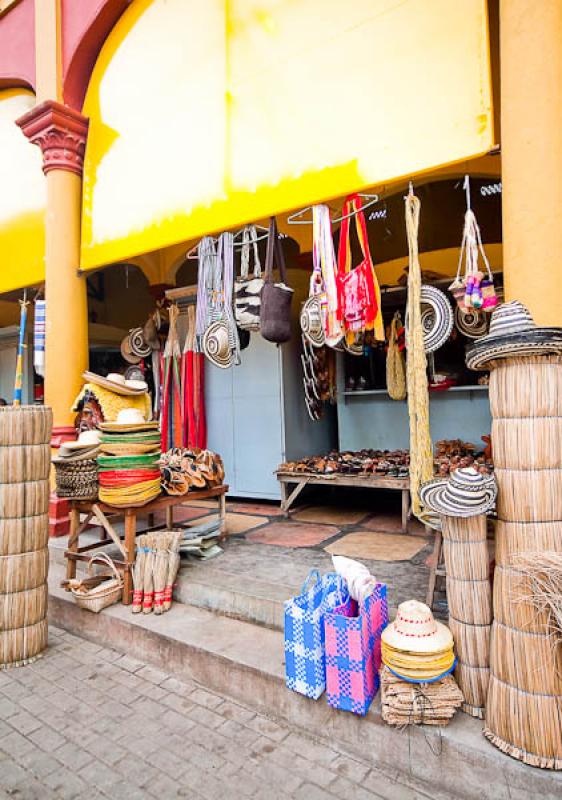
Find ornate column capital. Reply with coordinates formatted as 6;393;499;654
16;100;89;177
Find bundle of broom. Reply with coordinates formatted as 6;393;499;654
131;531;182;615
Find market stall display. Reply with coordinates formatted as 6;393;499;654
421;467;496;718
73;371;151;429
0;405;52;668
466;301;562;770
434;439;493;476
160;448;224;496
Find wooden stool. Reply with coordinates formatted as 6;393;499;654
425;527;445;609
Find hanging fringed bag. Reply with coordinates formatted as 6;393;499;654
312;205;343;347
336;194;384;344
261;217;294;344
235;225;264;331
449;177;498;313
386;312;406;400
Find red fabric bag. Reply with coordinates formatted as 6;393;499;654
336;195;384;342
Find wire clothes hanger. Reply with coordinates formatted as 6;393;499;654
286;193;379;225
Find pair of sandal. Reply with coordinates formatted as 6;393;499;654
160;448;225;496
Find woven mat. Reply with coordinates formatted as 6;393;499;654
196;513;267;535
325;531;427;562
292;506;369;526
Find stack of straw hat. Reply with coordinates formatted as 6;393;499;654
381;600;455;682
98;409;161;507
52;430;100;501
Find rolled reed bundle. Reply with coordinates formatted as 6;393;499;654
490;621;562;695
489;356;562;419
495;520;562;565
495;467;562;523
493;565;550;632
441;515;492;718
0;584;47;630
0;482;50;519
443;540;489;582
445;576;493;625
0;549;48;594
0;515;49;557
485;355;562;768
0;406;53;446
492;418;562;470
448;616;491;667
0;406;51;670
454;662;489;718
0;618;48;669
0;444;51;483
485;677;562;770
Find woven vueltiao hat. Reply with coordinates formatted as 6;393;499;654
300;296;325;348
406;285;454;354
420;466;497;518
466;300;562;370
202;321;233;369
454;306;488;339
381;600;453;655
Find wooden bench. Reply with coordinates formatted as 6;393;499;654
65;486;228;605
277;471;411;533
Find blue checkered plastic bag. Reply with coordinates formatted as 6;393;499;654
284;569;349;699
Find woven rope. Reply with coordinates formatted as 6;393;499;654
405;194;434;523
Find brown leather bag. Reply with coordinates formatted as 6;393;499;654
260;217;294;344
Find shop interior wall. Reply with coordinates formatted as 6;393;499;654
86;264;154;332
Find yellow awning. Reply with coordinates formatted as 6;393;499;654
81;0;494;270
0;89;46;293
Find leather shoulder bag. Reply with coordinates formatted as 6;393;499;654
260;217;294;344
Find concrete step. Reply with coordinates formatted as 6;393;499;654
48;562;562;800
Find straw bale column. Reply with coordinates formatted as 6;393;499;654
485;356;562;769
0;406;52;668
441;515;491;719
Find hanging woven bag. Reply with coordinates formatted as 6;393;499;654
386;312;406;400
234;225;264;331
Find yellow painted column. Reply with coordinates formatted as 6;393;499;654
17;103;89;436
500;0;562;325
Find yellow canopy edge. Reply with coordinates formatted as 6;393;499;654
0;89;46;293
81;0;494;270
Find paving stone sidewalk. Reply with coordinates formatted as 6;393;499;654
0;627;433;800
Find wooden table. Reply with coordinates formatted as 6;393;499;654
277;471;411;533
65;486;228;605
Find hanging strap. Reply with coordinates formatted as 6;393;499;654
336;194;373;275
195;236;217;345
240;225;262;279
265;217;288;285
218;232;241;365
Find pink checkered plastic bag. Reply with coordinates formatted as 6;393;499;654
324;584;388;715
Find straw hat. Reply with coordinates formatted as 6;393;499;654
61;429;101;451
300;297;325;348
466;300;562;371
83;371;147;397
382;600;453;654
420;466;497;518
129;328;152;359
418;286;454;353
454;306;488;339
121;335;141;364
203;321;233;369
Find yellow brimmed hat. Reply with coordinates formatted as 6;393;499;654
382;600;453;655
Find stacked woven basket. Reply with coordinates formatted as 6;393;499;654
98;418;161;507
0;406;52;668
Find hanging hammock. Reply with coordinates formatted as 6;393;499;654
405;192;435;525
160;304;183;452
13;296;29;406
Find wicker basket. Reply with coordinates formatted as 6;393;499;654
54;458;98;501
69;553;122;613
